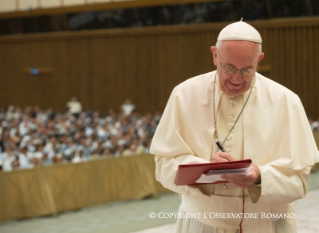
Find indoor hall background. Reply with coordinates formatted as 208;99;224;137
0;16;318;117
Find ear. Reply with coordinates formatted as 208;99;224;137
256;52;265;67
210;46;218;66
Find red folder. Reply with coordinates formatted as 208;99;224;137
174;159;252;186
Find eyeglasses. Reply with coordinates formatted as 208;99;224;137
219;62;256;76
217;51;257;76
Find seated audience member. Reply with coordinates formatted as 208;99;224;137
18;147;32;169
114;145;126;157
72;148;83;163
63;137;77;161
2;146;16;172
31;144;45;163
30;157;40;168
102;147;114;157
52;153;64;164
144;139;152;154
11;159;20;170
122;140;145;156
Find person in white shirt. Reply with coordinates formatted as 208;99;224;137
66;97;82;119
121;99;135;116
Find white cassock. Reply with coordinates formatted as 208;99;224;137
150;71;319;233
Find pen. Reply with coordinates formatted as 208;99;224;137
215;139;226;152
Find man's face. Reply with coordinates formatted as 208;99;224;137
211;41;264;96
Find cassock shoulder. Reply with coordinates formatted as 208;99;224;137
255;73;301;106
173;71;215;96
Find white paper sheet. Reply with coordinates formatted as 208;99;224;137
195;166;252;183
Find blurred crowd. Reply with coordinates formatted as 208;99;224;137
68;0;314;30
1;98;318;172
0;99;161;172
1;0;318;35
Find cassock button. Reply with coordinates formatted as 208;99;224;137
227;137;232;141
230;103;235;107
223;184;229;189
226;148;230;152
229;115;234;119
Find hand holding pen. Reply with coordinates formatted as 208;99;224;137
210;139;234;163
213;140;261;189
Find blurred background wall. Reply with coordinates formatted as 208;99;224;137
0;0;318;116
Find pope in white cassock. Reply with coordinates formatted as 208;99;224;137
150;20;319;233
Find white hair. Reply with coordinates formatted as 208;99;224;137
216;40;262;54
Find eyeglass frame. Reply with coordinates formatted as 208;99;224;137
217;50;258;76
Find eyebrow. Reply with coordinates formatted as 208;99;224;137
224;63;254;69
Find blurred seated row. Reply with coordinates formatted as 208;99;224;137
0;103;161;172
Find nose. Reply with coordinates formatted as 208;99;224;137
232;70;243;83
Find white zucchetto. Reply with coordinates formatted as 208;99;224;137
217;19;262;44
